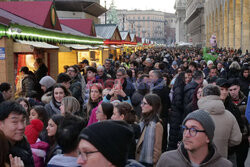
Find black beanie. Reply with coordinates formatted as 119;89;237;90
79;120;134;167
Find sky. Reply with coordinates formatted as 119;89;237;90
100;0;176;13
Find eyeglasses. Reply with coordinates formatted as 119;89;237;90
67;69;75;73
181;125;205;137
79;150;99;161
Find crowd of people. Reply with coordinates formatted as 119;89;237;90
0;47;249;167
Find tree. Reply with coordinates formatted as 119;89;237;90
107;0;118;24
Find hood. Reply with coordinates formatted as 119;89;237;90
198;95;225;115
48;154;79;166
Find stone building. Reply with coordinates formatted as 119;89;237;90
205;0;250;52
184;0;205;47
175;0;187;43
100;9;176;44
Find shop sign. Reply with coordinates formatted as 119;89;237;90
0;48;5;60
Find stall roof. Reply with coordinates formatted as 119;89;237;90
55;0;107;17
15;39;59;49
120;31;130;41
130;33;137;42
0;1;62;30
60;19;96;36
95;24;122;41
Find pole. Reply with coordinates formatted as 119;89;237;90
123;14;125;31
105;0;107;24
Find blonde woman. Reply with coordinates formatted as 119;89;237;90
60;96;80;116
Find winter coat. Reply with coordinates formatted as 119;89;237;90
0;91;4;103
198;95;242;158
34;64;48;84
21;75;36;97
70;76;83;106
31;141;49;167
184;80;199;108
41;91;52;104
168;83;185;151
45;100;61;118
122;78;136;99
131;91;144;118
151;78;171;119
239;75;250;97
9;137;35;167
157;143;232;167
136;122;163;166
47;154;80;167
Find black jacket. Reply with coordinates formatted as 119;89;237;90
9;137;34;167
239;76;250;97
70;75;83;106
34;63;48;83
183;80;199;108
168;83;185;151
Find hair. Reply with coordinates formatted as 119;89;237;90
0;82;11;92
0;101;27;121
101;102;114;119
86;66;97;74
15;97;30;114
0;130;9;166
61;96;80;115
87;83;103;115
67;66;78;73
51;84;71;104
56;114;85;153
57;73;71;83
158;63;166;71
229;61;241;70
189;61;197;69
117;68;127;76
35;58;43;66
30;105;48;128
142;94;162;125
192;70;204;81
202;84;221;97
151;70;163;79
115;102;136;124
131;61;138;68
173;72;186;89
97;65;105;71
191;84;203;111
20;66;29;74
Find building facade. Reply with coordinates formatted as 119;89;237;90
175;0;187;43
205;0;250;52
184;0;205;47
100;9;176;44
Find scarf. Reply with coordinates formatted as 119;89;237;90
50;100;61;115
138;120;157;164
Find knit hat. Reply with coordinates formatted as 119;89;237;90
39;76;56;89
25;119;44;144
216;78;230;88
79;120;134;167
182;109;215;143
207;60;213;66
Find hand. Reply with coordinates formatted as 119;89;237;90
109;88;115;96
115;89;126;97
9;154;24;167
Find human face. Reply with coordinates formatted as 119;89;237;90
62;81;70;89
90;86;101;102
29;109;39;121
188;65;195;72
196;88;203;100
111;107;124;121
77;139;113;167
229;85;240;100
67;67;77;79
217;63;223;70
149;71;158;83
185;73;192;84
47;119;57;137
219;87;228;101
105;60;111;69
141;98;152;113
87;71;96;80
116;72;124;79
182;120;209;152
3;88;12;100
96;105;107;121
243;70;249;78
59;102;65;115
54;87;65;103
41;85;47;92
209;69;217;77
19;101;28;112
0;113;26;143
97;69;104;77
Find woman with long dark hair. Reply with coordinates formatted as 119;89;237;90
136;94;163;167
44;84;70;118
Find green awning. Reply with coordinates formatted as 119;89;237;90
3;24;104;45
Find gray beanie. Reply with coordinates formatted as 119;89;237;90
182;109;215;143
39;76;56;89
